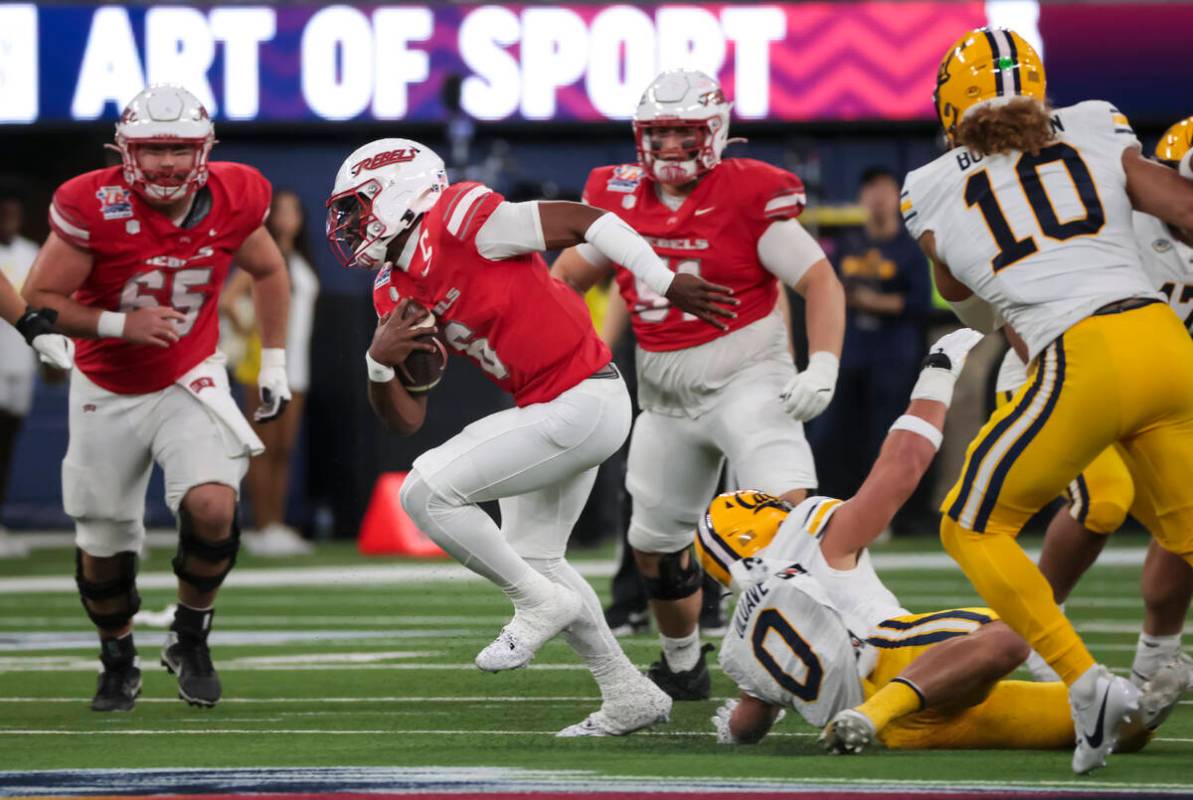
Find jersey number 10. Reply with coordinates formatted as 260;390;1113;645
965;143;1106;272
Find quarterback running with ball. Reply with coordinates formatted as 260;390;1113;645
326;137;734;736
552;70;845;701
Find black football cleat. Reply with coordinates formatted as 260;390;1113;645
647;643;714;701
91;661;142;712
162;631;221;708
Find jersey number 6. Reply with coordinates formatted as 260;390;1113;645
965;142;1106;272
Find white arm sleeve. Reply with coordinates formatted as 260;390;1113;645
756;219;827;286
574;242;612;269
474;201;546;259
584;212;675;295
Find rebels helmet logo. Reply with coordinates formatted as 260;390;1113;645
351;148;420;176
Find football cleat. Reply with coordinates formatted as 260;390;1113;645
819;709;878;755
1140;658;1189;731
91;660;141;712
556;676;672;737
1069;666;1141;775
243;523;314;557
161;631;221;708
646;643;714;701
475;584;583;672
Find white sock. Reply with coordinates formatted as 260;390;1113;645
1132;633;1181;685
1024;649;1062;683
525;557;640;698
661;630;701;672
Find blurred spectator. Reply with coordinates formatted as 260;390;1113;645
221;190;320;556
0;188;39;557
809;167;931;499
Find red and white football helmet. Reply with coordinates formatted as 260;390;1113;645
111;85;215;202
633;69;733;186
325;138;448;270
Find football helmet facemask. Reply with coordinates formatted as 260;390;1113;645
325;139;448;270
634;69;733;186
111;85;215;203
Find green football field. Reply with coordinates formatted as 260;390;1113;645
0;536;1190;795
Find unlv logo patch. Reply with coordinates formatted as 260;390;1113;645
351;148;419;176
189;377;216;393
96;186;133;220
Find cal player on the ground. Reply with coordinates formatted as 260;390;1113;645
901;28;1193;772
22;85;292;712
995;118;1193;694
326;138;732;736
694;330;1182;752
551;70;845;701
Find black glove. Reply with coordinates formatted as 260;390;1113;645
15;306;58;346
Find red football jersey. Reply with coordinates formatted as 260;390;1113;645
582;158;806;352
372;182;611;407
49;162;271;394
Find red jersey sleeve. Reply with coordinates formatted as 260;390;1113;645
741;159;807;224
211;162;272;241
437;182;505;250
48;173;100;251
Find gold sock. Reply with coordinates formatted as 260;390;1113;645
856;678;924;732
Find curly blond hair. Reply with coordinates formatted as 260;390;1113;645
956;98;1056;157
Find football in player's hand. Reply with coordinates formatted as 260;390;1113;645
396;301;448;393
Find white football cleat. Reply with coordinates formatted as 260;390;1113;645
475;584;583;672
1140;658;1189;731
1070;666;1142;775
243;523;314;557
819;708;877;754
556;675;672;737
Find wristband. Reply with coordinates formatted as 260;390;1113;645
889;414;943;450
97;311;127;338
910;368;957;406
260;347;287;369
365;351;396;383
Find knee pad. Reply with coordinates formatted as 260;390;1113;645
643;547;702;601
172;507;241;593
75;549;141;630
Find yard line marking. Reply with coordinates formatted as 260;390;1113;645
0;548;1152;594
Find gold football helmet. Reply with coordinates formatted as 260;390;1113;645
934;27;1046;145
1156;117;1193;168
694;491;793;588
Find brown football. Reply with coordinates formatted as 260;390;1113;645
396;301;448;393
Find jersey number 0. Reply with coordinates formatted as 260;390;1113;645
965;142;1106;272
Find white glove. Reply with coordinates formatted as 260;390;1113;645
712;699;740;744
926;328;984;377
254;348;292;423
781;351;839;421
711;698;785;744
32;334;74;370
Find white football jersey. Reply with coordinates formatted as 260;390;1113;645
719;562;865;725
761;495;908;637
997;210;1193;394
902;101;1159;361
1134;212;1193;330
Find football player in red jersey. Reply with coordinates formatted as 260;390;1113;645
551;70;846;700
327;137;735;736
22;85;291;712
